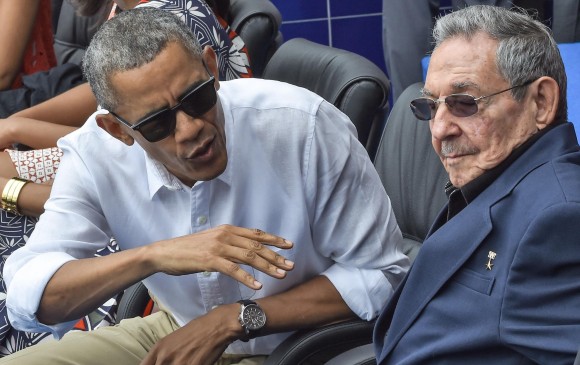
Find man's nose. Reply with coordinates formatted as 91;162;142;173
430;104;461;140
173;109;204;143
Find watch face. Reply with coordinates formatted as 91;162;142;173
242;304;266;330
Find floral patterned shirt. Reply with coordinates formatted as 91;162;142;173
136;0;252;79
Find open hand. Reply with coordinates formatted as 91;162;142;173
150;225;294;289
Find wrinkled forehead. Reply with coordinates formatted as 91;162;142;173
425;34;505;95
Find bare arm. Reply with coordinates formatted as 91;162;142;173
0;154;51;217
0;177;51;217
141;275;355;365
257;275;355;333
8;179;51;217
0;0;40;90
0;117;77;149
36;225;294;325
12;83;97;127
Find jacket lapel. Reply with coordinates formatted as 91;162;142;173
378;200;493;359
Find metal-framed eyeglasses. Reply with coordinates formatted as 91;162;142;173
409;80;535;121
109;62;217;142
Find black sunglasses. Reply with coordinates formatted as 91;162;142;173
409;80;534;121
110;65;217;143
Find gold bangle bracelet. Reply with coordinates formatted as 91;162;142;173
1;178;22;214
1;177;29;216
1;179;18;208
5;177;29;215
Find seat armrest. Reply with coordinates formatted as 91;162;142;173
264;319;375;365
117;282;153;320
325;343;376;365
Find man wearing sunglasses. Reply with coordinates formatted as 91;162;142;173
375;5;580;365
0;7;408;365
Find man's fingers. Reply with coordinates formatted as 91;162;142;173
215;225;294;268
233;246;291;278
222;225;294;249
252;228;291;247
249;239;262;251
199;225;295;282
242;239;294;271
217;257;263;289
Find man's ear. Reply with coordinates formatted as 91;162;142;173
531;76;559;130
202;45;220;91
96;113;135;146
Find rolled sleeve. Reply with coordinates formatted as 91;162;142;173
306;100;409;319
5;249;78;338
322;263;394;320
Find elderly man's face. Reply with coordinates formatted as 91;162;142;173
424;32;538;188
108;42;227;187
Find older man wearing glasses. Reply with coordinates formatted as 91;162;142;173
374;5;580;365
0;7;408;365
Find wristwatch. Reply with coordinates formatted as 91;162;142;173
237;300;266;342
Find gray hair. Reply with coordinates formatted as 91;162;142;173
433;5;567;122
83;7;203;111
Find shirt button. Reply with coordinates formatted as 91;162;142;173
197;215;207;225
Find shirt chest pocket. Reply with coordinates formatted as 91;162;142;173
451;268;495;296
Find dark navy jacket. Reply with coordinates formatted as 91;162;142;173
375;123;580;365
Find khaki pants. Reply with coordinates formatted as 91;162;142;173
0;311;266;365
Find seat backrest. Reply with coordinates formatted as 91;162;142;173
374;82;448;261
229;0;282;77
262;38;390;160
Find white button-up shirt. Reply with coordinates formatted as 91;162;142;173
4;79;408;355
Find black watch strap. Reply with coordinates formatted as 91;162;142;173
237;299;256;306
237;299;265;342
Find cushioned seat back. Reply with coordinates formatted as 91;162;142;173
262;38;390;160
374;82;448;261
229;0;282;77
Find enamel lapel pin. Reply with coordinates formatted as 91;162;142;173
486;251;496;270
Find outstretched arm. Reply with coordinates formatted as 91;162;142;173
1;83;96;149
11;83;97;127
0;117;77;150
36;225;294;325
